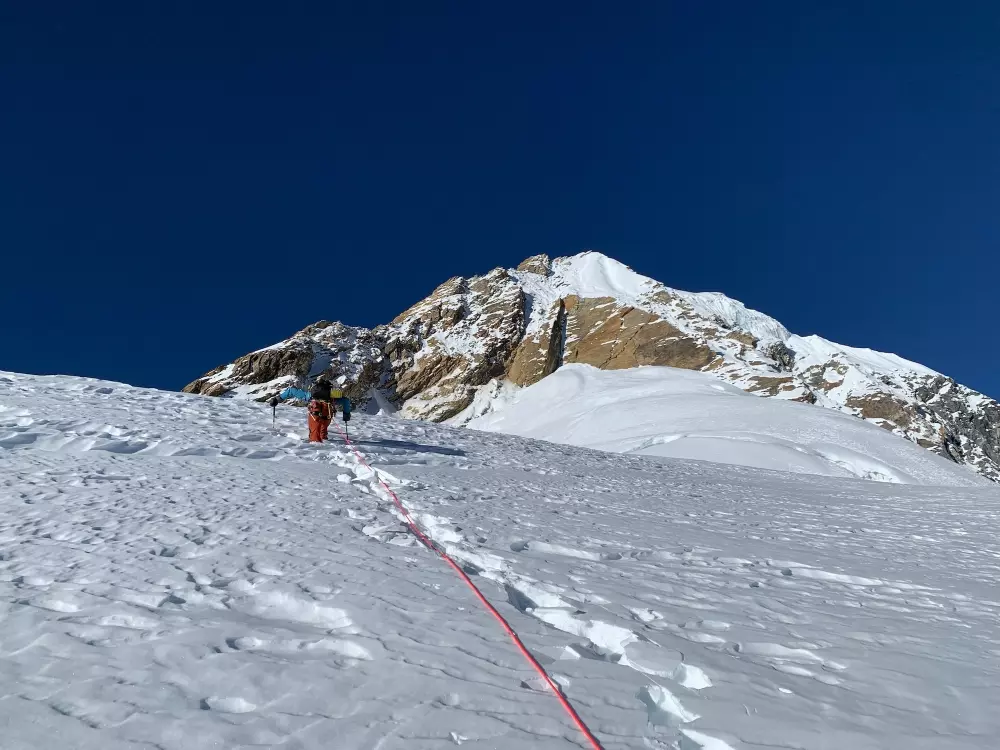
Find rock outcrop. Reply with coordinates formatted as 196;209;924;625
562;297;719;371
767;341;796;371
506;299;564;387
381;268;526;420
185;251;1000;483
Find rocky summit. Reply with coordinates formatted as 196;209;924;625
185;252;1000;482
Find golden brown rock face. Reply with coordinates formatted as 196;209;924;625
182;378;230;397
183;321;388;404
183;341;314;396
516;254;552;276
391;277;465;327
725;331;759;349
845;394;915;429
382;268;526;420
800;363;850;393
746;376;798;396
562;297;718;371
507;300;564;386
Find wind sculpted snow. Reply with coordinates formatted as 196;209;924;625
468;364;987;487
1;371;998;749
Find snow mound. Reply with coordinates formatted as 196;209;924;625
468;364;984;487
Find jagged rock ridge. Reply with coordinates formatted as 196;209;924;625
184;252;1000;482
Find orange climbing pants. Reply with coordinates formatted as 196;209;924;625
307;400;332;442
308;414;330;442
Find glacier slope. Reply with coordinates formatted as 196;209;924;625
0;371;998;750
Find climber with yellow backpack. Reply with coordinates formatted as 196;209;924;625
269;376;351;443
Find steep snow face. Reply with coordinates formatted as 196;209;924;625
512;251;791;345
468;364;986;487
675;290;792;344
789;334;940;378
548;252;659;300
2;372;998;750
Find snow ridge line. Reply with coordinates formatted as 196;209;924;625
330;422;605;750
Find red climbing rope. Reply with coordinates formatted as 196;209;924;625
331;421;605;750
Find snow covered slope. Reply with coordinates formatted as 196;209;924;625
184;252;1000;483
468;364;986;486
2;372;998;750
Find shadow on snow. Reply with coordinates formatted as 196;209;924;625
350;439;466;457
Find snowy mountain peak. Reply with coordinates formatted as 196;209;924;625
547;251;659;299
513;252;792;349
185;252;1000;483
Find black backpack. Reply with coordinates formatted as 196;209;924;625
310;380;332;402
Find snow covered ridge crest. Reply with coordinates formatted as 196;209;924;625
185;251;1000;482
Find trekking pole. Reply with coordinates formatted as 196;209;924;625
272;403;276;431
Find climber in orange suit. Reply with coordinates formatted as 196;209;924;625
269;377;351;443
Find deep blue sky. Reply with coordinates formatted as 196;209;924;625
2;2;998;397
